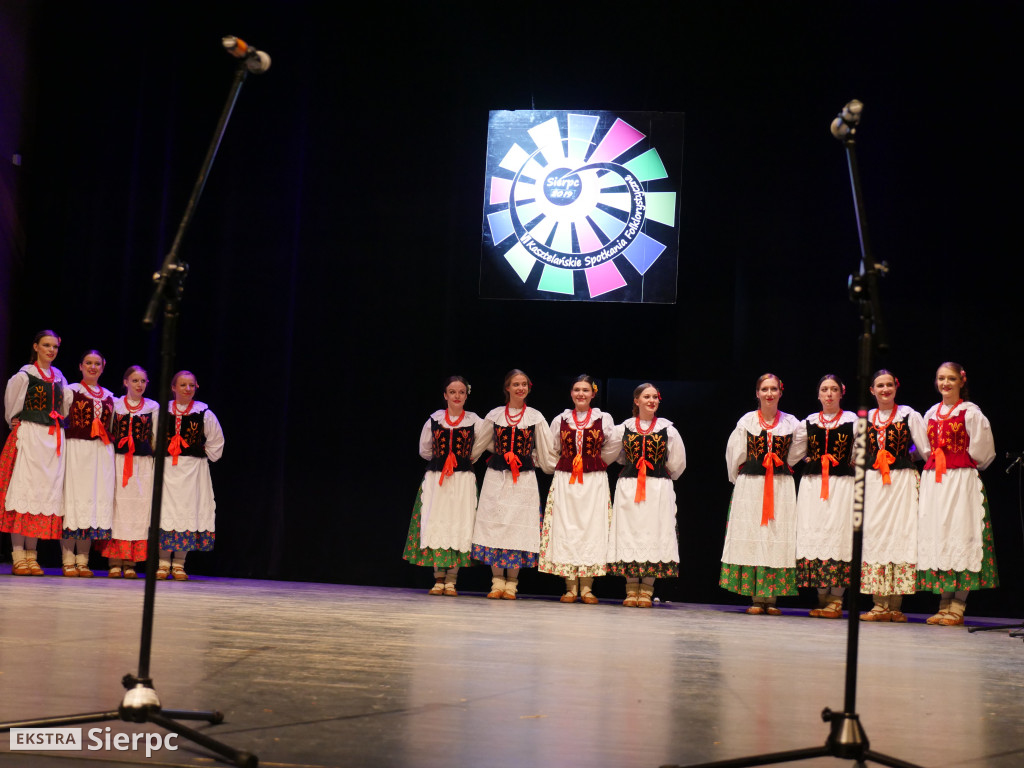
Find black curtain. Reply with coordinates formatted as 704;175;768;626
4;2;1022;614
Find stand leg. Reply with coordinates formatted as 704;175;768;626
147;711;257;768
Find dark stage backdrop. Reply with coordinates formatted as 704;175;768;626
2;2;1021;615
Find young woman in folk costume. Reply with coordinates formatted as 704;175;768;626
917;362;997;626
403;376;490;596
471;369;557;600
61;350;116;576
606;383;686;608
860;369;929;622
539;374;620;604
97;366;159;578
720;373;807;614
158;371;225;580
1;330;72;575
795;375;858;619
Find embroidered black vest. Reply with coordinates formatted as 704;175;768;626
866;415;916;471
804;420;854;476
15;372;64;427
555;417;607;473
112;411;155;456
165;411;207;458
487;423;536;472
425;418;475;473
65;389;114;440
619;426;670;480
739;430;794;476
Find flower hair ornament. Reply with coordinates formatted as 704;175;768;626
466;383;472;395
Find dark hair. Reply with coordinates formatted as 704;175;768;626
870;369;898;389
171;370;198;388
443;375;469;390
572;373;599;398
29;330;61;363
936;361;970;401
631;382;660;417
79;349;106;366
817;374;845;397
503;369;532;403
122;365;148;389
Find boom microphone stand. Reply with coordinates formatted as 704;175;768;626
0;37;269;768
664;101;923;768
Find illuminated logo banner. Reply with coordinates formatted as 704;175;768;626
481;110;683;303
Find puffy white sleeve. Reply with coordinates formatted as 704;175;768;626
725;421;747;484
600;413;622;465
788;418;808;465
906;408;930;463
418;419;433;461
606;422;626;466
61;375;73;416
666;425;686;481
532;412;557;474
471;416;492;462
203;409;225;463
4;372;28;426
966;405;995;470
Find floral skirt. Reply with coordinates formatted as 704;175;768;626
158;530;215;552
917;488;999;593
64;526;112;541
537;484;610;578
96;538;148;561
0;509;64;539
403;486;471;569
861;562;917;595
720;563;798;597
607;560;678;579
795;558;852;589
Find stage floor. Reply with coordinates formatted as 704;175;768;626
1;571;1022;768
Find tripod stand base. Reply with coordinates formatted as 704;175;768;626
0;684;254;767
661;709;925;768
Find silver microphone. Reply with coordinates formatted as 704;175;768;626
831;99;863;140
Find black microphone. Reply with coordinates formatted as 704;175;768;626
831;99;863;141
221;36;271;74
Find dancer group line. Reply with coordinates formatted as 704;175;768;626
404;365;996;625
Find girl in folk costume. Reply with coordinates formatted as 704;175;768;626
403;376;490;596
471;369;557;600
917;362;997;626
97;366;158;578
795;375;858;619
158;371;225;581
1;331;72;575
860;369;929;622
61;350;116;577
539;375;620;604
606;383;686;608
720;373;807;614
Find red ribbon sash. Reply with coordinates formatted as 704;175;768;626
933;446;946;483
48;409;63;457
504;451;522;483
819;454;839;499
118;428;135;488
634;456;654;502
873;449;895;485
761;451;783;525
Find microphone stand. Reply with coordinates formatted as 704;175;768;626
665;101;923;768
0;51;260;768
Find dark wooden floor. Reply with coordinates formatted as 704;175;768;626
1;568;1023;768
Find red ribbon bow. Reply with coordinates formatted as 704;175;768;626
168;434;190;466
504;451;522;483
90;418;110;445
569;453;584;485
933;446;946;483
761;451;783;525
634;456;654;502
873;449;895;485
